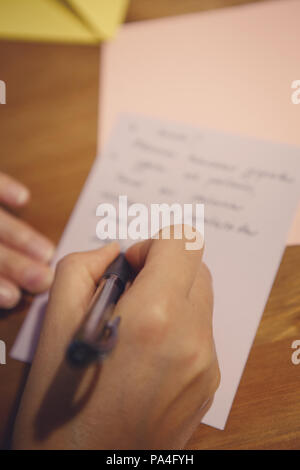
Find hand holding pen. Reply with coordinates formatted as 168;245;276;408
13;227;220;450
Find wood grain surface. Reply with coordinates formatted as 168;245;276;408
0;0;299;450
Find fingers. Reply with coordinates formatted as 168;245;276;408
0;277;21;309
0;208;54;263
126;225;204;297
46;242;120;327
0;173;54;309
0;172;30;207
0;244;54;294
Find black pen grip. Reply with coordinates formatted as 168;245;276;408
103;253;133;286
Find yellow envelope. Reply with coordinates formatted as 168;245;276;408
68;0;130;40
0;0;129;44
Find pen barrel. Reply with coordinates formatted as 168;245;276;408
80;275;125;344
66;254;133;367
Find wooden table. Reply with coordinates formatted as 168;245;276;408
0;0;299;450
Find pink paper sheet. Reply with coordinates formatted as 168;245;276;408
98;0;300;245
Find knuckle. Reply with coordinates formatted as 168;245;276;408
197;347;221;395
184;329;216;369
201;343;216;372
185;337;215;371
208;363;221;396
130;297;172;343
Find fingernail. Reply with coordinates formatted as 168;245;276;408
0;284;21;309
27;238;55;263
23;265;54;293
5;184;30;206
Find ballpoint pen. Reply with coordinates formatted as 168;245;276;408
66;253;133;368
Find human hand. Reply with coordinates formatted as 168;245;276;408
13;227;220;449
0;172;55;309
